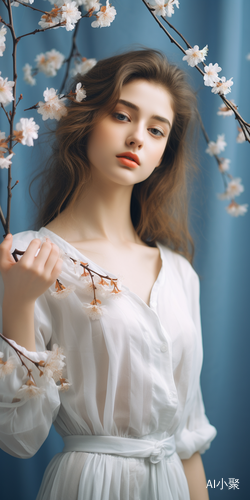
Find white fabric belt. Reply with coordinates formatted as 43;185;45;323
62;434;176;464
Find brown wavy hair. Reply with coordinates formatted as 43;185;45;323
33;49;198;262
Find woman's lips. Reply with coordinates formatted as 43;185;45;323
116;157;139;169
116;152;140;169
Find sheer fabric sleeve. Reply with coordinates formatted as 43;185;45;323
0;234;61;458
172;253;217;460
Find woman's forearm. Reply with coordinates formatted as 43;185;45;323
181;452;209;500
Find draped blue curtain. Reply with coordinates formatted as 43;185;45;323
0;0;249;498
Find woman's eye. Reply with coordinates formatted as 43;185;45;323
149;128;164;137
114;112;129;122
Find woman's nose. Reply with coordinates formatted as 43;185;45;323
125;126;144;150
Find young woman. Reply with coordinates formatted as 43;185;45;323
0;49;217;500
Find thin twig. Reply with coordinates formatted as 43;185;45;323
59;20;81;94
0;103;11;124
17;22;66;41
0;206;7;236
0;332;36;384
13;0;50;15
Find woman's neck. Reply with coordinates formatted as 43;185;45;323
49;178;141;246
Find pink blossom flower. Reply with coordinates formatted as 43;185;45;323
182;45;208;67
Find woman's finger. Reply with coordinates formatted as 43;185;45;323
18;239;42;267
0;234;15;270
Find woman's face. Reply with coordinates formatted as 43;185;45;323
87;79;174;187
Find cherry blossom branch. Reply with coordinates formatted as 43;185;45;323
197;113;228;191
59;20;81;94
0;102;11;124
13;0;53;15
17;22;66;41
141;1;250;142
0;207;7;236
5;0;18;237
0;332;36;384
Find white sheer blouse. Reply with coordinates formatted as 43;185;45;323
0;227;217;500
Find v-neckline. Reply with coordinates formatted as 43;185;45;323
39;227;164;310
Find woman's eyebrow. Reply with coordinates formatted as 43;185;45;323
118;99;171;128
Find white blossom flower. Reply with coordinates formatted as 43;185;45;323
236;127;250;143
206;134;227;156
0;73;14;106
15;118;39;147
0;26;7;57
71;57;97;76
38;14;61;30
182;45;208;67
61;2;82;31
246;54;250;61
91;0;117;28
0;353;19;378
218;158;230;173
58;379;71;391
203;63;222;87
82;0;101;11
75;82;86;102
152;0;179;18
43;344;66;382
35;50;64;77
16;380;45;400
11;0;34;5
218;178;244;200
211;76;233;96
0;131;7;154
226;201;248;217
23;63;36;86
217;100;236;117
82;302;106;320
0;153;13;169
37;88;68;121
51;282;76;299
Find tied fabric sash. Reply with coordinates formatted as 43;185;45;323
62;434;176;464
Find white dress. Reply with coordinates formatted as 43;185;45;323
0;227;217;500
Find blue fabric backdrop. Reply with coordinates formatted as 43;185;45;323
0;0;249;498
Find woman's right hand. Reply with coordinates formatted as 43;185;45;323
0;234;63;305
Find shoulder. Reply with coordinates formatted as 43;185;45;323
158;243;199;294
10;228;44;254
